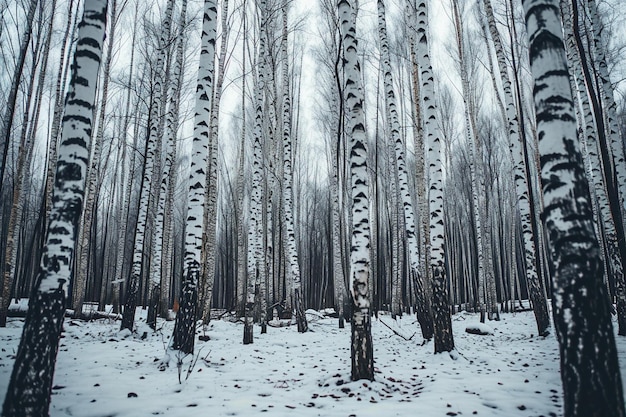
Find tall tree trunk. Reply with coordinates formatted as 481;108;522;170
281;5;308;333
522;1;625;416
111;1;139;315
198;0;229;324
585;0;626;235
44;0;79;222
74;0;118;319
560;0;626;336
482;0;550;335
450;0;486;321
146;0;176;330
378;0;412;322
407;2;429;318
172;0;218;354
245;0;268;345
236;0;247;317
160;0;188;320
122;0;174;332
412;0;453;352
338;0;374;381
1;2;107;414
570;0;626;335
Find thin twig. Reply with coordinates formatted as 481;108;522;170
378;318;416;341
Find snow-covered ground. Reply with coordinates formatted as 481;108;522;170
1;308;624;416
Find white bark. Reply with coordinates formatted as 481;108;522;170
522;1;625;415
236;0;248;317
281;5;308;333
245;0;268;344
112;1;140;314
585;0;626;219
173;0;218;353
1;1;107;413
338;0;374;381
481;0;549;334
198;0;229;324
74;0;118;317
413;0;453;352
562;0;626;336
122;0;174;331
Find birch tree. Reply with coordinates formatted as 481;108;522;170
338;0;374;381
522;1;625;415
481;0;550;336
412;0;453;352
560;0;626;336
569;0;626;335
584;0;626;235
121;0;174;332
44;0;79;223
173;0;218;354
198;0;229;325
111;0;140;314
160;0;188;319
319;0;347;328
377;0;415;321
74;0;119;318
1;2;107;414
148;0;188;329
235;0;248;318
245;0;269;345
281;4;308;333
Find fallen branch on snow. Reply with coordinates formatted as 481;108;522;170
378;318;416;341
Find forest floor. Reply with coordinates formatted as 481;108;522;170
1;306;625;416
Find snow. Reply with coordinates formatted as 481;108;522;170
1;308;625;416
465;322;494;335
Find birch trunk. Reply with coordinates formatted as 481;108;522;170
143;0;175;330
245;0;268;345
585;0;626;227
197;0;229;325
44;0;78;222
74;0;118;318
172;0;218;354
120;0;174;332
522;1;625;415
407;4;429;307
338;0;374;381
1;2;107;413
451;0;491;322
235;0;248;318
378;0;410;320
111;1;139;314
412;0;453;352
281;6;308;333
482;0;550;335
160;0;188;320
570;0;626;335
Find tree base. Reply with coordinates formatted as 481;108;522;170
243;322;253;344
2;290;65;417
351;308;374;381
